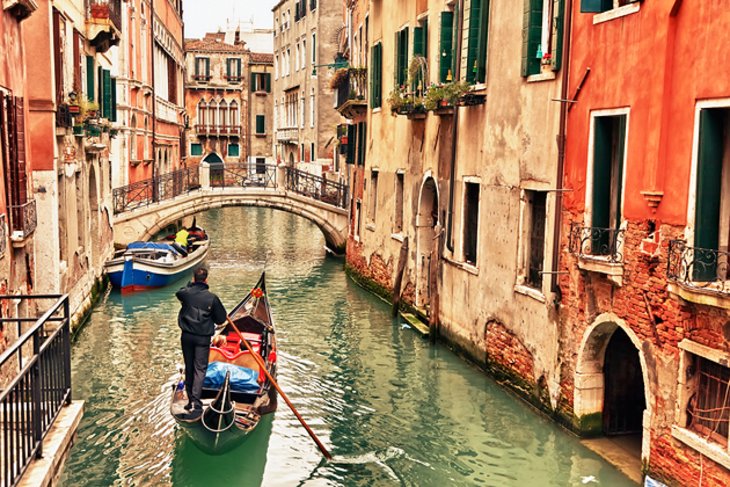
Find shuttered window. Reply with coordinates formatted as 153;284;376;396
463;182;480;265
227;58;242;80
357;122;367;166
73;30;82;92
693;108;728;281
191;143;203;156
395;28;409;88
228;144;240;157
412;21;428;92
102;69;112;119
0;93;29;209
466;0;490;84
580;0;612;13
256;115;266;134
111;78;118;122
370;43;382;108
522;0;564;77
167;56;177;104
439;11;455;83
346;124;356;164
52;9;64;104
86;56;95;101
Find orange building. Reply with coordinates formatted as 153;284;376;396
0;0;37;303
560;1;730;484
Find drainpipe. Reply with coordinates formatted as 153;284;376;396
150;0;158;201
446;0;465;252
550;0;574;296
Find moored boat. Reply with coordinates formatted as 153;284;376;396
105;225;209;293
170;272;278;454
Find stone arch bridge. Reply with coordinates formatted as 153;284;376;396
112;164;350;254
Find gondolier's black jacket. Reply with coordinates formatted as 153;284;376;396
176;282;227;336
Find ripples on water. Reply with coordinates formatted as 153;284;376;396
62;207;635;487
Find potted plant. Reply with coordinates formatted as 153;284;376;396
329;68;349;90
387;85;407;115
73;124;85;136
79;99;100;122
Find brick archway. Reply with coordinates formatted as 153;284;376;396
574;312;652;463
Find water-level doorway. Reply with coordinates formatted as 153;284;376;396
603;328;646;437
416;177;438;309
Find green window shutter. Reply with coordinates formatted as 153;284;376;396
591;117;612;230
252;74;258;92
466;0;482;83
102;69;112;119
194;58;199;76
111;77;117;122
395;28;409;87
86;56;95;101
580;0;611;13
694;109;725;281
370;44;382;108
228;144;240;157
474;1;490;83
521;0;543;77
191;143;203;156
551;0;564;72
376;44;382;107
423;20;429;58
357;122;367;165
256;114;265;134
439;12;454;83
205;58;210;77
346;124;356;164
413;27;424;56
265;73;272;92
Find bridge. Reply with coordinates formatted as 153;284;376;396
111;164;350;254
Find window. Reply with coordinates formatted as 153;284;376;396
229;101;239;127
300;143;304;161
692;107;730;281
395;27;409;87
256;115;266;135
311;33;317;65
355;200;362;238
0;92;29;213
439;11;455;82
52;9;65;105
86;56;95;101
252;73;272;92
395;172;404;233
412;19;428;93
311;142;315;161
356;122;366;166
295;44;300;71
195;57;210;81
686;354;730;446
191;143;203;156
228;144;240;157
275;55;279;79
346;124;356;164
226;58;242;81
523;190;547;289
589;113;627;253
463;181;480;265
302;40;307;68
369;170;379;222
370;43;382;108
522;0;564;76
309;89;314;127
580;0;638;14
310;0;317;10
167;56;178;103
465;0;490;84
299;96;305;129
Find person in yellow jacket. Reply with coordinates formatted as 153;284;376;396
175;228;190;247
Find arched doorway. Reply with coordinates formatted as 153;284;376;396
416;176;438;308
202;152;223;164
604;328;646;436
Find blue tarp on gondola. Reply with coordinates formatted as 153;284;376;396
203;361;260;393
127;241;180;254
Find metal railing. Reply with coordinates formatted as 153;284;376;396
285;167;348;209
8;201;37;240
668;240;730;293
0;294;71;487
210;163;277;189
112;167;200;214
0;214;6;257
335;68;368;109
87;0;122;31
569;223;625;263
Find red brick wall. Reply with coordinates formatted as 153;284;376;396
650;435;729;487
485;320;535;387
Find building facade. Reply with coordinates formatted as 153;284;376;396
248;52;275;166
272;0;344;172
559;1;730;485
0;0;38;346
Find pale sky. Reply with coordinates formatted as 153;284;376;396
183;0;277;39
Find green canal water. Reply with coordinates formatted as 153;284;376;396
62;207;636;486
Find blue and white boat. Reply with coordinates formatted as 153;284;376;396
105;229;210;293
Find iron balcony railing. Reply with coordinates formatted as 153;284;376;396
285;167;348;209
8;200;37;240
112;167;200;214
335;68;368;109
569;223;626;263
0;294;71;487
210;163;277;189
668;240;730;294
87;0;122;32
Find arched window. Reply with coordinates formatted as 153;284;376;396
130;114;137;161
197;100;207;129
218;99;228;130
229;100;238;130
143;117;149;160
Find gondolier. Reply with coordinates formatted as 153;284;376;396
176;267;227;418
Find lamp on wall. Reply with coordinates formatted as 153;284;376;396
311;53;348;76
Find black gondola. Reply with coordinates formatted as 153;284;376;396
170;272;278;453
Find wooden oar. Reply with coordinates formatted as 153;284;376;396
225;316;333;460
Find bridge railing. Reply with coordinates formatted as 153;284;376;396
209;163;277;189
285;167;348;209
0;294;71;487
112;167;200;214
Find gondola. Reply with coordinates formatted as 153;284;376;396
105;225;209;293
170;272;278;454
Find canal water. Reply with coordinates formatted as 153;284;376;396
62;207;635;486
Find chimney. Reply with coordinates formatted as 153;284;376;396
234;26;241;45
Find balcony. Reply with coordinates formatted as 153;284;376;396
569;223;625;285
86;0;121;53
3;0;38;21
192;74;212;83
9;199;37;245
334;68;368;119
668;240;730;309
195;124;241;137
276;127;299;143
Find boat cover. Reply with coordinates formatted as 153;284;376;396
127;241;180;254
203;361;260;393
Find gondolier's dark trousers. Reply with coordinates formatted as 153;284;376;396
181;331;210;410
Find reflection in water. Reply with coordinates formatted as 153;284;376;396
62;207;635;486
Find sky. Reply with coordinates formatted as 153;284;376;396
183;0;277;39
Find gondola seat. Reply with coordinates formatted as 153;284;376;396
208;332;264;382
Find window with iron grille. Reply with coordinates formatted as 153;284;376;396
687;355;730;446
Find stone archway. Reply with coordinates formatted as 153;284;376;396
415;175;438;308
574;313;652;463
